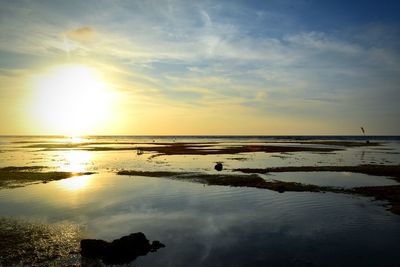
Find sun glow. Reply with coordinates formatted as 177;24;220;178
31;64;110;136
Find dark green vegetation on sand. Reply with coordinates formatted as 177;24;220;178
0;166;95;189
233;164;400;215
276;141;379;147
351;185;400;216
129;143;340;156
117;170;330;193
234;164;400;179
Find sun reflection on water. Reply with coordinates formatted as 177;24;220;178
59;150;92;172
56;150;93;191
66;136;85;144
57;175;92;191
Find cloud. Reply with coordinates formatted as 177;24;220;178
1;0;399;134
65;26;96;43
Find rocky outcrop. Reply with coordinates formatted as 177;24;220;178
80;232;165;264
215;162;223;171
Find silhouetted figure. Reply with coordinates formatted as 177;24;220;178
215;162;223;171
361;126;370;144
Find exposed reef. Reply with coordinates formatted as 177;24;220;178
117;170;341;193
26;142;343;156
234;164;400;180
117;167;400;215
0;166;95;189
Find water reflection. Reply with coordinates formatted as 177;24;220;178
58;150;92;172
1;175;400;266
57;175;92;191
67;136;85;144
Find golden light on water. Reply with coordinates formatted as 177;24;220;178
58;175;92;191
31;64;110;136
65;136;85;144
61;150;92;173
57;150;93;191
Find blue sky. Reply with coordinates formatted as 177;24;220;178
0;0;399;135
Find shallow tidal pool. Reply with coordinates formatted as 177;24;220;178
1;173;400;266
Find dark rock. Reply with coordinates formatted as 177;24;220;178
150;240;166;252
80;232;165;265
215;162;223;171
81;239;109;258
277;185;285;193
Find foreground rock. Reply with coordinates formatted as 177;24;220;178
81;232;165;265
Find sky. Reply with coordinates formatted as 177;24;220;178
0;0;399;135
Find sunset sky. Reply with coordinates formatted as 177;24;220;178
0;0;399;135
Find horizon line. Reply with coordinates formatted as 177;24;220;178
1;134;399;137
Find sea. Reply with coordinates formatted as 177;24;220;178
0;135;400;266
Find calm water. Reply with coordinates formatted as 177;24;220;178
1;136;400;266
261;171;399;188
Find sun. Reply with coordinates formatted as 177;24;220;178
31;64;110;136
